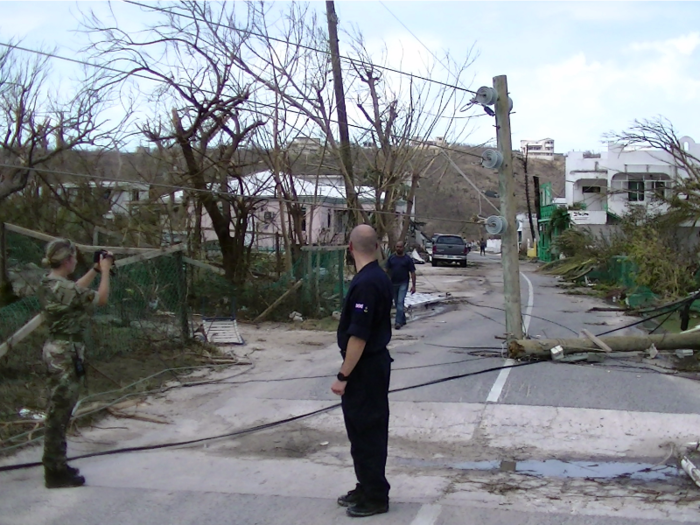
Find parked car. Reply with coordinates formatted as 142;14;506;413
431;234;468;267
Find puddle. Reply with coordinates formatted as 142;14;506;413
459;459;680;481
396;458;681;481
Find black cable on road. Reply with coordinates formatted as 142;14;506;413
0;360;542;473
595;290;700;337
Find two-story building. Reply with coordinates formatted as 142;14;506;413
521;138;555;159
565;136;700;227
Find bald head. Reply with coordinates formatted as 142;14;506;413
349;224;378;257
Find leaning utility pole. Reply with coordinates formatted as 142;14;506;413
325;1;360;227
494;75;523;340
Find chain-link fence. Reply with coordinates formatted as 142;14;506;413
187;246;346;322
1;227;190;363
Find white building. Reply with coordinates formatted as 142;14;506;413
521;138;555;159
565;136;700;226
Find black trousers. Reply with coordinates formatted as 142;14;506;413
341;350;392;503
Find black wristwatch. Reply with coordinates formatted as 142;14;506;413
337;372;350;382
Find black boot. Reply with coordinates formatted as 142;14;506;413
346;498;389;518
45;468;85;489
66;465;80;476
337;484;364;507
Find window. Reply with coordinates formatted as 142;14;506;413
131;190;141;202
263;211;274;222
582;186;601;194
436;235;464;245
627;180;645;202
652;180;667;200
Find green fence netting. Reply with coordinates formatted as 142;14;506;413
2;229;191;368
188;247;346;322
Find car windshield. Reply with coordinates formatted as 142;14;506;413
436;236;464;244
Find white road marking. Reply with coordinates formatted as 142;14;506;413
486;358;515;403
485;272;535;404
520;271;535;336
409;504;442;525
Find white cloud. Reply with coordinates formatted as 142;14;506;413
502;31;700;153
541;2;662;23
629;32;700;56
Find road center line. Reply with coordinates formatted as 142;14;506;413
409;504;442;525
486;358;515;403
486;272;534;404
521;271;535;336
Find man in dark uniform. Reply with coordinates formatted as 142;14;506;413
385;240;416;330
331;224;393;518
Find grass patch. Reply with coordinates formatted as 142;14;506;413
0;338;224;456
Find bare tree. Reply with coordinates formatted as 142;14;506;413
0;43;123;203
83;3;267;283
605;117;700;224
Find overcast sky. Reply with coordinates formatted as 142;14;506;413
2;1;698;154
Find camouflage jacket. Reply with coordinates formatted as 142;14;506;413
38;274;98;341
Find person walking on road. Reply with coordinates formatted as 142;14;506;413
480;237;487;256
38;239;113;488
331;224;393;518
385;241;416;330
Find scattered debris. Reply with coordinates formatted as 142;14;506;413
106;408;171;425
289;311;304;322
332;310;342;321
550;345;564;361
675;349;694;358
646;344;659;359
18;408;45;421
201;318;245;345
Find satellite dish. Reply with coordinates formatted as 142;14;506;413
481;149;503;170
485;215;506;235
475;86;497;106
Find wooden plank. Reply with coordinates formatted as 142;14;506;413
581;329;612;353
5;223;162;255
253;279;304;323
182;256;225;275
0;313;44;359
115;244;184;268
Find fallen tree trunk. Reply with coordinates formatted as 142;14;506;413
509;332;700;359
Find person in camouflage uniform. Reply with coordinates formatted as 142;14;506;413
38;239;113;489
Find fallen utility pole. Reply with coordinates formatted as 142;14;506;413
509;332;700;359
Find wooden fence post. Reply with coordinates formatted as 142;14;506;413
174;251;190;341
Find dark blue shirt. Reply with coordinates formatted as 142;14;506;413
337;260;393;357
385;254;416;285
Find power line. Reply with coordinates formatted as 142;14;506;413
378;1;476;96
121;0;477;95
0;42;487;162
0;163;486;227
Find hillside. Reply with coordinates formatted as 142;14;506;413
416;149;565;239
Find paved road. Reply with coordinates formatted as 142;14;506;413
2;255;700;524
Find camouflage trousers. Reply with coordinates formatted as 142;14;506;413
42;340;85;472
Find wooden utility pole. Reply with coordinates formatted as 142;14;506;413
522;151;537;243
494;75;523;340
509;332;700;359
326;1;359;227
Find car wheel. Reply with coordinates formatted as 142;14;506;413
431;260;437;267
460;260;467;268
